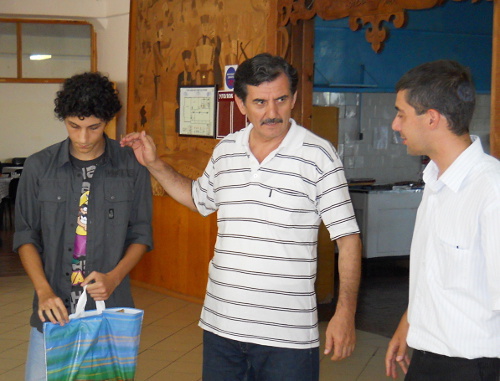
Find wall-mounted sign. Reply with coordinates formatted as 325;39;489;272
216;90;247;139
178;86;217;138
224;65;238;90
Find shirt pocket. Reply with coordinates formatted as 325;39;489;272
435;237;474;290
103;179;135;224
38;180;67;228
268;187;317;226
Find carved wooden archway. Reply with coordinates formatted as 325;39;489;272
278;0;488;53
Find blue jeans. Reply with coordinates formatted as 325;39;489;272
25;327;47;381
202;330;319;381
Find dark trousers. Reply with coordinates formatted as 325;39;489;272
405;349;500;381
202;330;319;381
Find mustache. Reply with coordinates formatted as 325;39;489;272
261;118;283;125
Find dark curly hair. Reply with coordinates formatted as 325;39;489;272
54;72;122;122
234;53;298;103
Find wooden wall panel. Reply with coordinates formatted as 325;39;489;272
287;19;314;130
127;0;276;300
127;0;274;191
131;196;217;302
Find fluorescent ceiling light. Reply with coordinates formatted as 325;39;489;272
30;54;52;60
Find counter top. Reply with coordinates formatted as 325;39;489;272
349;183;424;193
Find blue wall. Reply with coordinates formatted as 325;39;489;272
314;1;493;93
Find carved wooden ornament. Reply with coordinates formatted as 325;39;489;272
278;0;488;52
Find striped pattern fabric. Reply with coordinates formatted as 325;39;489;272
193;119;359;349
407;136;500;358
44;308;143;380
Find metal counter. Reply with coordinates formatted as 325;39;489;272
349;187;423;259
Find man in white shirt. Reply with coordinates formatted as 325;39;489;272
122;53;362;380
385;60;500;381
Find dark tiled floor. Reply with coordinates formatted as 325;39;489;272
318;257;409;338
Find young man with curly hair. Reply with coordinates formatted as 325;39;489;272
14;72;153;380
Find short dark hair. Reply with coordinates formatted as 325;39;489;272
54;72;122;122
395;60;475;136
234;53;298;103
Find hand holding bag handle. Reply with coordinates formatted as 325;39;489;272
45;286;143;380
70;285;106;319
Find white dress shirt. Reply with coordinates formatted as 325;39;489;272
407;136;500;358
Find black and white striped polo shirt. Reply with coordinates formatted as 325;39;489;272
193;119;359;349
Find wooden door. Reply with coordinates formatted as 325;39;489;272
311;106;339;303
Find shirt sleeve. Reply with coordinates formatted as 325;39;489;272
125;160;154;251
192;155;218;217
13;156;43;254
482;198;500;310
315;150;359;241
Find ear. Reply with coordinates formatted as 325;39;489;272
234;95;247;116
291;92;298;109
427;109;441;130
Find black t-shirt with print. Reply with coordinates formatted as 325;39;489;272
69;154;102;313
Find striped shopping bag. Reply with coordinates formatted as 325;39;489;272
44;286;143;381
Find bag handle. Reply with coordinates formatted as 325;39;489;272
73;285;106;318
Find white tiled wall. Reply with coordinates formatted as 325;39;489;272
313;92;491;184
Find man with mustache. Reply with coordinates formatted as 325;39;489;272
121;53;361;380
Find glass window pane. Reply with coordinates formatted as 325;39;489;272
22;23;91;78
0;22;17;78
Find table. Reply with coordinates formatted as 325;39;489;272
2;165;23;175
0;177;13;231
0;177;12;200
